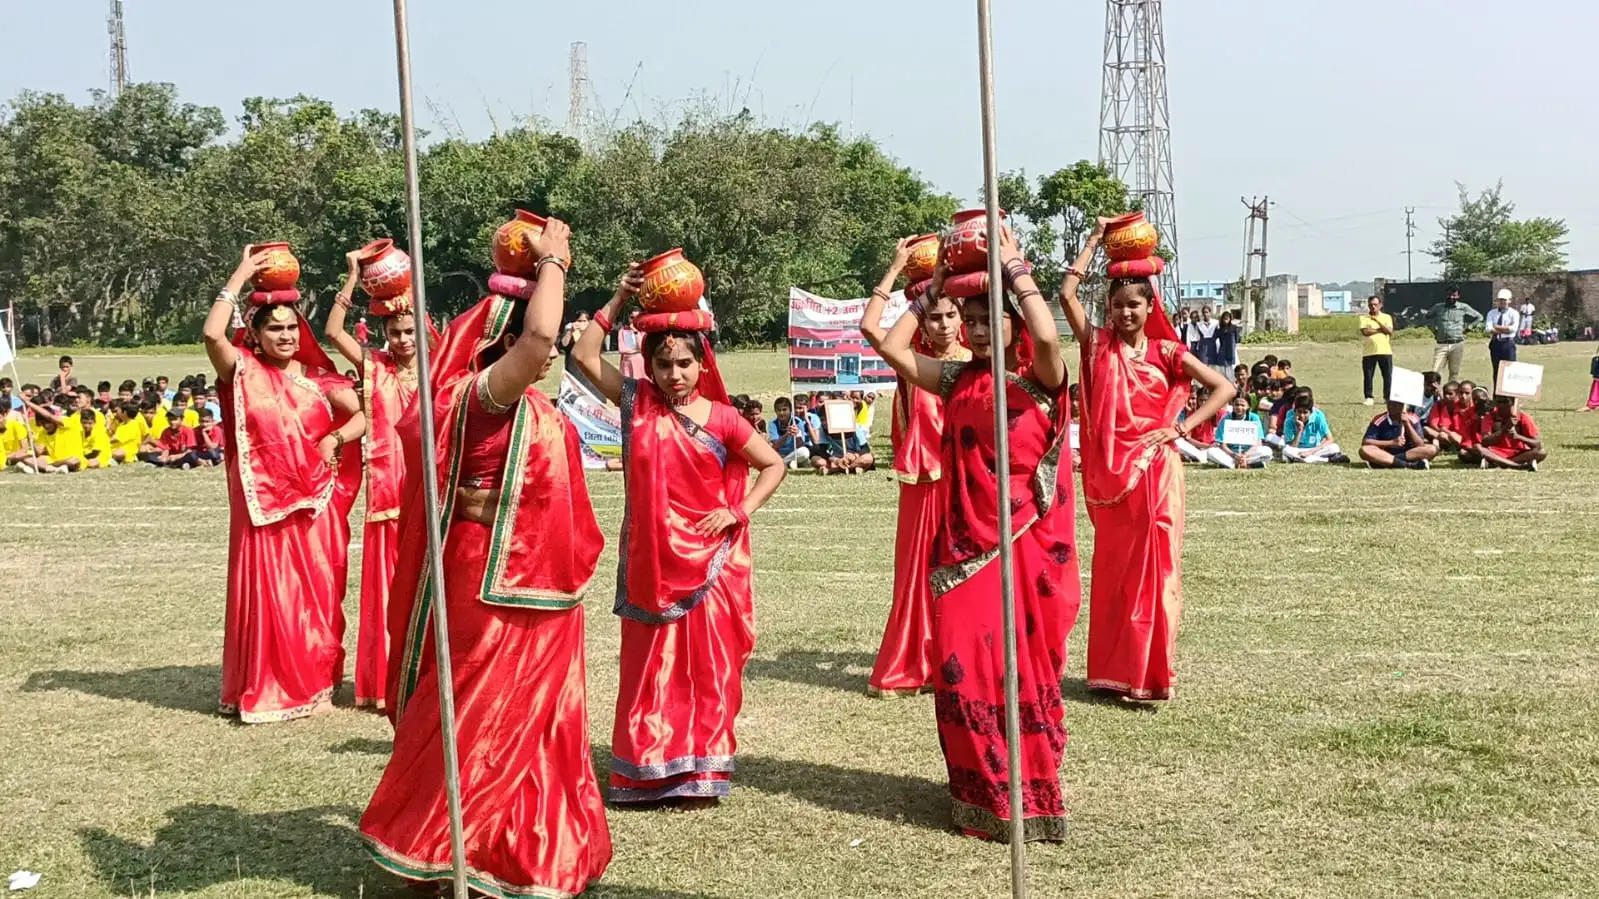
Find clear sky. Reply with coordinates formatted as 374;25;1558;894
5;0;1596;284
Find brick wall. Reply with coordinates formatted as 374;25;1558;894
1487;270;1599;327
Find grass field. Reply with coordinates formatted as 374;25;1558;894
3;341;1598;898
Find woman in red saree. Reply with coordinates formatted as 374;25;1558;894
361;218;614;896
571;265;787;808
201;246;366;724
324;248;437;711
1061;218;1233;702
877;230;1080;842
859;237;970;697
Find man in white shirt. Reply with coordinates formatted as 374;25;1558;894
1486;289;1520;387
1517;297;1536;343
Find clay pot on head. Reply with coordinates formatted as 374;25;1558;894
942;208;1009;275
356;239;412;300
902;234;940;283
491;210;571;277
637;248;706;314
1103;211;1160;262
252;242;300;292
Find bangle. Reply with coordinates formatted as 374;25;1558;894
908;300;926;321
730;505;750;526
334;293;353;310
535;255;568;275
1065;267;1087;280
593;310;614;333
1015;289;1043;303
871;287;891;302
1002;260;1029;283
216;288;238;306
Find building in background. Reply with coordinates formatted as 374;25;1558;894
1321;290;1353;313
1262;274;1301;333
1179;280;1229;305
1297;283;1325;317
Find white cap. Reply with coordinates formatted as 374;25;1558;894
1496;288;1514;301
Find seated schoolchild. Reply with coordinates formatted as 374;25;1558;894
1208;395;1272;469
1477;395;1547;472
1358;400;1438;470
1456;387;1492;465
1175;388;1218;464
1279;393;1345;463
1424;381;1464;448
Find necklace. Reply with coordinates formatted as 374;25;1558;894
669;390;701;408
396;361;418;384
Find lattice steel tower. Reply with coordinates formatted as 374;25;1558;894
108;0;129;97
1099;0;1179;303
567;41;589;145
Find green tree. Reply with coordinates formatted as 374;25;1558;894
996;161;1137;319
1429;181;1568;279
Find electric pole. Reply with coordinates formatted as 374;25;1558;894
1239;196;1269;332
1404;207;1416;282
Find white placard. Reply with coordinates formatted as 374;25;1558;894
1221;419;1261;447
1495;361;1544;399
823;399;857;435
0;320;12;368
1068;422;1080;450
1389;366;1425;407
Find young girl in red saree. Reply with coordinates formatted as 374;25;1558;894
201;246;366;724
860;237;970;697
572;265;787;807
325;248;436;711
360;219;614;896
877;230;1080;842
1061;218;1234;702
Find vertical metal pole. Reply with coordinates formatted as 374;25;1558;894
975;3;1028;896
389;4;470;898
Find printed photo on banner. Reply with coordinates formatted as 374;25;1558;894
1389;366;1426;407
788;286;907;394
1495;361;1544;400
1221;418;1261;446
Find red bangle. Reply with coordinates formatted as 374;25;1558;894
593;311;614;333
730;505;750;526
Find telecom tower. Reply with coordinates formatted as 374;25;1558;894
1099;0;1179;304
108;0;129;97
567;41;589;145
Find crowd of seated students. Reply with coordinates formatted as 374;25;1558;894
2;356;225;474
740;390;879;475
1169;353;1547;472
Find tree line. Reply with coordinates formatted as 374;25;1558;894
0;83;979;346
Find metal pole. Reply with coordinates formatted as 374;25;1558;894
975;2;1027;896
389;3;470;898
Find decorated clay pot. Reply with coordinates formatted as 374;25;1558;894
252;242;300;291
356;239;412;300
491;209;570;277
1103;211;1160;262
942;208;1008;276
902;234;940;283
637;248;706;314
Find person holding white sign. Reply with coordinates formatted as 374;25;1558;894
1359;400;1437;469
1477;395;1546;471
859;236;970;698
1208;394;1272;468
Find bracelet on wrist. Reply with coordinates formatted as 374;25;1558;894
535;255;568;275
593;310;614;333
871;287;891;302
730;505;750;526
334;293;353;310
216;288;238;306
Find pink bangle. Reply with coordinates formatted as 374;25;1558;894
593;310;614;333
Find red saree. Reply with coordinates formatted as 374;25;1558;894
610;376;758;803
362;295;611;897
355;348;419;709
218;327;361;724
869;347;971;697
929;361;1080;842
1078;327;1191;700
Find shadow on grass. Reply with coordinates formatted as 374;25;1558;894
81;803;366;896
84;802;719;898
1060;678;1160;713
22;665;219;714
737;754;950;833
330;737;393;755
745;650;878;693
